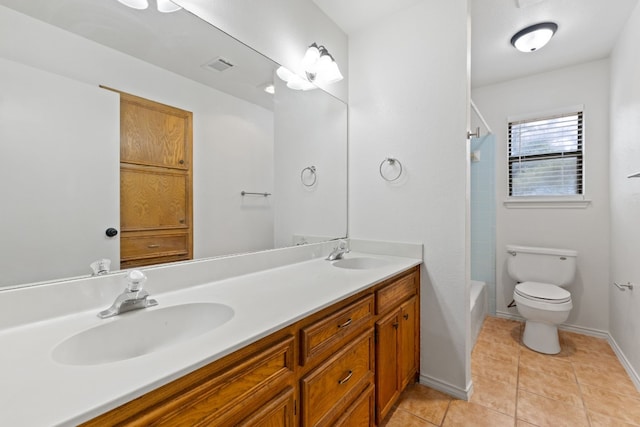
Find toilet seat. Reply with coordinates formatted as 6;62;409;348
515;281;571;304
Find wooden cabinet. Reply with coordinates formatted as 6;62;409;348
300;295;374;366
118;91;193;269
375;270;420;423
81;333;296;427
237;387;296;427
300;330;374;426
83;266;420;427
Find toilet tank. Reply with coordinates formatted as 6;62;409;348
506;245;577;286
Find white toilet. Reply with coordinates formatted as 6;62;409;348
506;245;577;354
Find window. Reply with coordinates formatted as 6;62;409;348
508;111;583;197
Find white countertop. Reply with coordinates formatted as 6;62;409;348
0;250;421;426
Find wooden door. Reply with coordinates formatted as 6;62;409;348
399;296;418;390
118;92;193;268
375;309;400;423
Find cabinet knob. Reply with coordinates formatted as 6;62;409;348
105;227;118;237
179;159;185;164
392;322;399;329
404;313;409;320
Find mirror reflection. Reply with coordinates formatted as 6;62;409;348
0;0;347;289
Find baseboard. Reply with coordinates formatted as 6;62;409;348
558;323;609;339
607;334;640;392
419;374;472;401
495;310;522;322
495;312;640;391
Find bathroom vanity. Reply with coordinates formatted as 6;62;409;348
0;241;421;426
83;266;419;426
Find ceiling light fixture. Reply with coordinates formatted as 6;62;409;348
116;0;182;13
510;22;558;52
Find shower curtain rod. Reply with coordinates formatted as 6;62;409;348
470;99;493;135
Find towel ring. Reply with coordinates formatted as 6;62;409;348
301;166;317;187
379;158;403;182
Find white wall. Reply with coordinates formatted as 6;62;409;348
609;0;640;382
0;58;120;287
472;60;611;332
273;78;348;247
349;1;471;397
0;6;274;285
175;0;348;102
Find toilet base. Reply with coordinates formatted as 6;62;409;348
522;321;560;354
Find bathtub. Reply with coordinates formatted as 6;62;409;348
471;280;487;348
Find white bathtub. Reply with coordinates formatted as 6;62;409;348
471;280;487;348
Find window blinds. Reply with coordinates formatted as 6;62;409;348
508;112;583;196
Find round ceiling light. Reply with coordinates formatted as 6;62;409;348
510;22;558;52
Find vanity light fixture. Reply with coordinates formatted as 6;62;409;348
276;66;316;91
116;0;182;13
510;22;558;52
275;42;343;91
302;43;343;84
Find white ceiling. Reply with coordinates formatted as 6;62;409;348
313;0;640;88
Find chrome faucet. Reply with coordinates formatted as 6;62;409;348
326;240;350;261
98;270;158;319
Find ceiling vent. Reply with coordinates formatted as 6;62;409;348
203;56;235;72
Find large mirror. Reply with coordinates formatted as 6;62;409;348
0;0;347;289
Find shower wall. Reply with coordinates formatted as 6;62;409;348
470;135;496;314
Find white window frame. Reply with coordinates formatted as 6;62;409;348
504;105;591;209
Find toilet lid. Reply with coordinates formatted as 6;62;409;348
515;282;571;304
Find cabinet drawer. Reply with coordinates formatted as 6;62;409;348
300;295;374;366
87;336;295;426
121;233;189;261
376;271;418;315
236;386;295;427
301;330;374;427
333;382;374;427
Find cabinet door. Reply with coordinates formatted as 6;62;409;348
399;296;418;390
375;310;400;423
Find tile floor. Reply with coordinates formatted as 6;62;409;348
381;316;640;427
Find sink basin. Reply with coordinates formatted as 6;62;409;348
52;302;234;366
332;257;389;270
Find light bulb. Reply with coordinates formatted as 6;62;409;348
117;0;149;10
157;0;181;13
301;44;320;72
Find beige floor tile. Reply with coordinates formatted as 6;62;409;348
380;407;439;427
482;316;523;329
588;410;640;427
518;348;576;381
477;323;522;349
396;383;451;426
581;383;640;425
517;389;589;427
518;364;583;407
470;374;517;416
472;339;520;367
573;361;639;396
472;353;519;386
516;420;537;427
559;331;612;353
442;400;514;427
